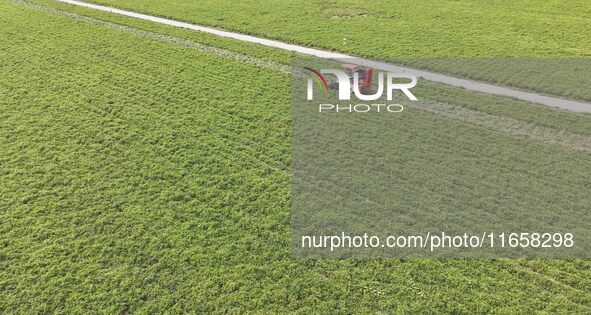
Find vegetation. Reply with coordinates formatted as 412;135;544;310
85;0;591;58
76;0;591;100
1;1;590;313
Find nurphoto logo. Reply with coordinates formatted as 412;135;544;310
304;64;417;113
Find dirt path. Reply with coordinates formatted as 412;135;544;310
55;0;591;113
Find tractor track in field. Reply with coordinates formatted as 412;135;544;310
12;0;291;74
40;0;591;114
415;101;591;154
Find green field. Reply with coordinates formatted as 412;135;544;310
74;0;591;101
85;0;591;58
2;0;591;313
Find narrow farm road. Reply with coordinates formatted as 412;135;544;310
55;0;591;113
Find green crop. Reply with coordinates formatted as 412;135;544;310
1;1;590;313
84;0;591;58
58;0;591;101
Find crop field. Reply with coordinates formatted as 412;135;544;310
1;0;591;313
62;0;591;101
80;0;591;58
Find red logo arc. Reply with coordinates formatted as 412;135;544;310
304;67;329;91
